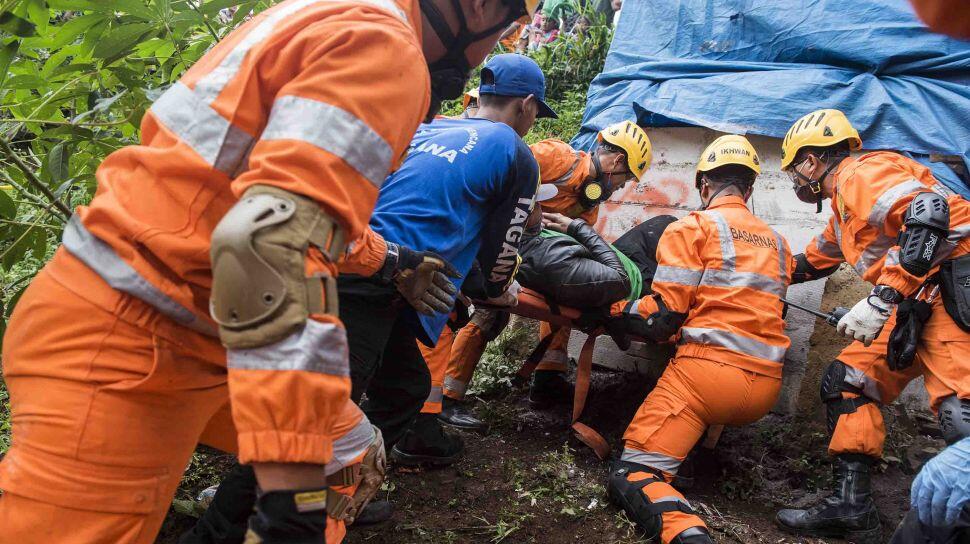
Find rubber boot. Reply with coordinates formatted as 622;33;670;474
352;500;394;526
391;413;464;466
528;370;573;409
438;397;488;433
776;454;881;543
670;529;714;544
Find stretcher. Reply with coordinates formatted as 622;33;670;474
476;288;620;460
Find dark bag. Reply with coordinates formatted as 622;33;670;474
939;253;970;332
887;297;933;371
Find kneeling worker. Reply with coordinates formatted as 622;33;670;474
606;135;793;544
774;109;970;542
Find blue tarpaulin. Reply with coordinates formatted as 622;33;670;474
572;0;970;197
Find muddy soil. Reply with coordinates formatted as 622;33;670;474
159;363;942;544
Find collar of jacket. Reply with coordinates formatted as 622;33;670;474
706;194;748;210
829;155;859;216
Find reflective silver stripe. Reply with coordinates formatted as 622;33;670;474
699;269;786;297
550;151;583;185
620;448;682;475
151;82;254;176
815;235;844;259
868;179;924;227
626;298;641;316
653;265;702;286
195;0;406;105
885;247;900;267
949;223;970;242
854;234;895;276
654;496;694;510
843;365;882;403
834;219;843;247
702;210;736;270
541;349;568;364
426;386;443;405
228;320;350;375
325;416;374;475
62;215;217;337
262;95;393;188
677;527;707;538
775;230;788;279
680;327;786;362
443;375;467;396
932;183;956;198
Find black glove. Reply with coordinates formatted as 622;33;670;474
791;253;839;285
381;242;461;315
887;298;932;371
247;488;328;544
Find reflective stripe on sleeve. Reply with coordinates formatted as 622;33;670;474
62;215;217;337
227;320;351;376
150;82;254;176
625;298;641;316
652;265;703;287
262;95;393;187
868;179;924;227
680;327;786;362
620;448;683;475
843;365;883;403
443;376;467;396
325;416;374;476
702;210;736;270
549;151;583;185
932;183;956;198
775;230;789;279
853;234;895;277
815;235;844;259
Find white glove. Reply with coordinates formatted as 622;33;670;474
837;289;894;346
485;280;521;308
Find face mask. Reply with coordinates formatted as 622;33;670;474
420;0;521;121
789;158;838;213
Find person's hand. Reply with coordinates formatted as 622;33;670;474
911;437;970;527
837;288;894;346
484;280;521;307
541;212;573;233
383;242;460;315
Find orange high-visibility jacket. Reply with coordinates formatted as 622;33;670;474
66;0;428;333
530;138;598;223
804;152;970;296
613;195;794;377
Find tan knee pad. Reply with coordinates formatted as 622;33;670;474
210;185;345;349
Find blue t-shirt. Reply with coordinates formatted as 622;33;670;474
371;117;540;345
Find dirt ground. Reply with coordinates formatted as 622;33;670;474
158;359;944;544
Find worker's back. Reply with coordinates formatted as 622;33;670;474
653;195;793;376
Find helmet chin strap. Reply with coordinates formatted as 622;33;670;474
793;158;839;213
700;179;741;210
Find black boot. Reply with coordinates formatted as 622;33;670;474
351;500;394;526
179;464;256;544
391;413;464;466
670;528;714;544
528;370;573;409
776;454;881;543
438;397;488;433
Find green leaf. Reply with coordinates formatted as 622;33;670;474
0;11;37;37
48;13;104;49
198;0;247;15
45;142;70;184
0;40;20;89
1;226;31;270
25;0;48;35
4;74;46;89
30;229;47;260
0;189;16;220
92;23;156;61
5;282;29;317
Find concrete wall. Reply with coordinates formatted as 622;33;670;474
564;126;833;414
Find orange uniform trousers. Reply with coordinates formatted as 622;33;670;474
418;326;455;414
0;251;238;543
536;322;571;372
828;297;970;457
442;309;509;400
621;355;781;543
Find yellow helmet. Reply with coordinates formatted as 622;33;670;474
597;121;652;181
462;88;479;110
696;135;761;184
780;109;862;169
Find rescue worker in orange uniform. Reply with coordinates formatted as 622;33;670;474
438;121;653;428
774;109;970;542
0;0;539;540
606;135;793;544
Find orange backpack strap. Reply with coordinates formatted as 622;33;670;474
571;331;610;459
513;324;560;385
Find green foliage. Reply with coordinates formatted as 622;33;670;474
0;0;270;338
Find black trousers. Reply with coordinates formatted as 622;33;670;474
339;275;430;449
890;506;970;544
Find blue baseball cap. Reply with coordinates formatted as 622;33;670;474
479;54;557;119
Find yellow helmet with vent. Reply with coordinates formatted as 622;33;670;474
696;135;761;184
780;109;862;169
597;121;652;181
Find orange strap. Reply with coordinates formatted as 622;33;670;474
571;332;610;460
514;324;561;385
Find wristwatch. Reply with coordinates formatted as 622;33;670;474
872;285;903;305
